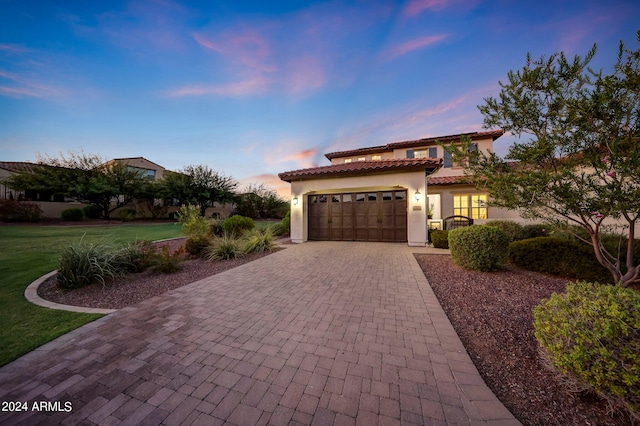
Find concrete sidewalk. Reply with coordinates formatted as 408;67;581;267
0;242;520;425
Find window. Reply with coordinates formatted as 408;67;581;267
443;150;453;168
357;157;366;162
453;194;488;219
407;149;431;159
332;195;340;202
372;155;382;161
344;158;352;163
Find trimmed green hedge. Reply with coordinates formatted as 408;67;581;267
448;225;510;271
484;220;524;242
430;230;449;249
534;282;640;420
223;215;255;236
509;237;613;283
61;208;83;221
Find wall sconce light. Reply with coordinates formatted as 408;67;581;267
414;189;421;202
292;196;299;206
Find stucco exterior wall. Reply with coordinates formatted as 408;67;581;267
288;170;430;246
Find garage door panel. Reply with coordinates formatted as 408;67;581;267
308;190;407;242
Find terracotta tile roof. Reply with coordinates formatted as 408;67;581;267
0;161;40;173
427;175;471;185
279;158;441;182
325;130;504;160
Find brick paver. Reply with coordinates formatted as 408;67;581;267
0;242;521;425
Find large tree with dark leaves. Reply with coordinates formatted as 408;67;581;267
448;32;640;287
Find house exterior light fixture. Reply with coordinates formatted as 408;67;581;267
292;196;299;206
414;189;421;202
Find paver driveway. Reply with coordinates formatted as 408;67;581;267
0;242;520;425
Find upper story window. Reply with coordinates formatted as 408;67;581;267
344;158;352;163
357;157;366;162
372;155;382;161
407;147;438;159
444;143;477;168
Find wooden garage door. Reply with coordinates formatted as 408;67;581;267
308;191;407;242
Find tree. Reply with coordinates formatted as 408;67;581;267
234;183;288;219
6;151;147;219
163;165;237;216
136;179;169;219
448;31;640;287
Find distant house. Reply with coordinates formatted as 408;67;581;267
104;157;167;180
1;157;234;219
0;161;65;202
279;130;523;246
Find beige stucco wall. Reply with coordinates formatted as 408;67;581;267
117;158;166;180
288;170;429;246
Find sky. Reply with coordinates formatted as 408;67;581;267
1;0;639;198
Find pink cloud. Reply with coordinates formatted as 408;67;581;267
381;34;449;61
0;69;69;100
237;174;292;200
282;148;318;168
328;86;496;153
285;56;326;95
168;75;270;97
193;30;275;73
403;0;453;17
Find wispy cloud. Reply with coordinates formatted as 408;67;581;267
328;86;496;154
380;34;449;61
0;69;69;100
282;148;319;168
402;0;454;17
168;76;270;97
0;43;31;54
170;2;391;98
238;173;292;200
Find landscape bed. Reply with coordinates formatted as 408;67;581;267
415;253;633;426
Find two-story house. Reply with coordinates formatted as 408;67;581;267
279;130;518;246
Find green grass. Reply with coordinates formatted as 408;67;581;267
0;222;183;367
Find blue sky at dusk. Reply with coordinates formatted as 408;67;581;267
1;0;639;197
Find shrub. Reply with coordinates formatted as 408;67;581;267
223;215;255;236
534;282;640;420
82;204;101;219
0;200;41;222
57;242;124;289
448;225;510;271
151;245;184;273
243;229;276;253
208;219;224;237
280;211;291;234
509;237;612;283
118;208;136;222
430;230;449;249
521;223;549;239
206;233;242;260
117;240;156;273
484;220;524;242
61;208;83;221
269;222;285;236
185;236;210;257
176;204;209;238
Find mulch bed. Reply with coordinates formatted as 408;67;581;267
38;238;282;310
415;254;633;426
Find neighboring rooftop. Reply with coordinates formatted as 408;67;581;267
0;161;40;173
279;158;441;182
325;130;504;160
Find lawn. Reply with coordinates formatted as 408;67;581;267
0;222;183;367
